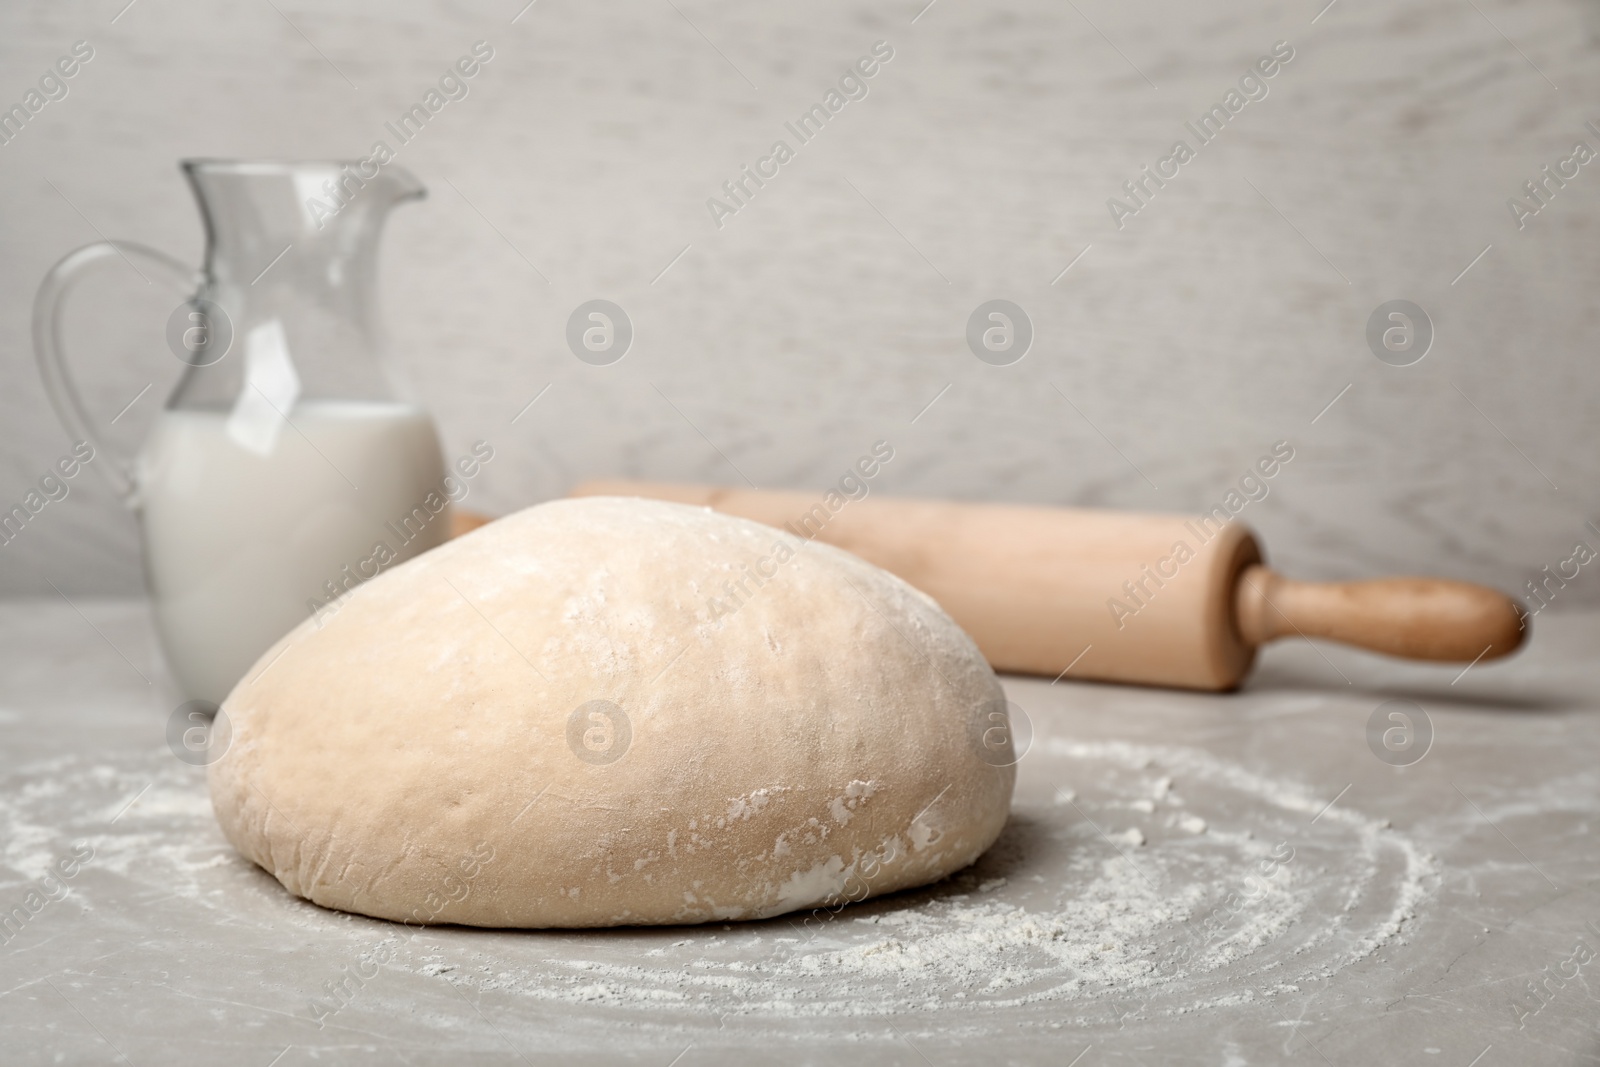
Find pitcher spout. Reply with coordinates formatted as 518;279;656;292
375;163;426;208
297;160;425;233
181;159;425;252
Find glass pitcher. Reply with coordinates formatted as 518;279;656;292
34;159;449;705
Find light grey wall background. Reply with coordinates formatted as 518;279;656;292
1;0;1597;608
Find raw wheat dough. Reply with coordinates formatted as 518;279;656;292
209;496;1014;928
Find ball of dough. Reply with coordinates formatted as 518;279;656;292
209;496;1014;927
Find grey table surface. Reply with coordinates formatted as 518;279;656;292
1;597;1597;1066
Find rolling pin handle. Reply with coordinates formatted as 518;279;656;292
1233;564;1527;663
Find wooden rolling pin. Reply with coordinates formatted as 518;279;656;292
455;487;1527;691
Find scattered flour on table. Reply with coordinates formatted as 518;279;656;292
0;740;1445;1024
425;740;1443;1020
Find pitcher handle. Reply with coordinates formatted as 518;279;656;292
33;241;199;503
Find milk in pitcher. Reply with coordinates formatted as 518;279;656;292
32;160;447;705
137;400;449;703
